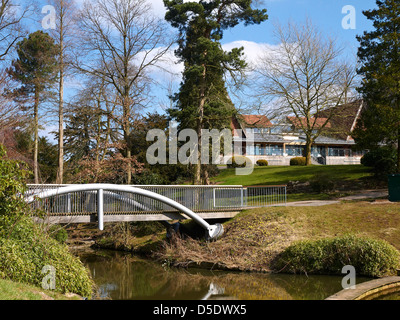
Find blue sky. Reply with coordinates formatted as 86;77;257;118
221;0;377;54
147;0;378;56
147;0;380;108
32;0;379;61
33;0;380;140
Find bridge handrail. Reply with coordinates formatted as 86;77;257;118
26;183;287;213
25;183;224;240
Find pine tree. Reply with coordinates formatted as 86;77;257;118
354;0;400;172
7;31;59;183
164;0;268;184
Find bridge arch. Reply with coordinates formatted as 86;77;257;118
25;183;224;240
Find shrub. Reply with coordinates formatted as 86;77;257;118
0;144;30;235
273;234;400;277
227;156;252;168
290;157;306;166
361;146;397;178
256;159;268;166
0;217;94;297
310;173;336;193
49;225;68;244
0;144;94;297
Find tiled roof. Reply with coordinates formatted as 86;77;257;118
239;114;273;127
316;99;364;140
232;100;364;145
286;116;332;128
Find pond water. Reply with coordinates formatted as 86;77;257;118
75;249;373;300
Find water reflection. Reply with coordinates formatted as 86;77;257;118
201;283;225;300
75;249;371;300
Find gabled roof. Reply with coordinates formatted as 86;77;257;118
286;116;332;129
238;114;273;127
231;100;364;143
316;99;364;140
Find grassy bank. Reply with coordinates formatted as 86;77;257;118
0;278;83;300
157;201;400;275
211;165;384;202
212;165;374;186
0;145;95;299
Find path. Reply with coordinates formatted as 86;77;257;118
287;189;389;207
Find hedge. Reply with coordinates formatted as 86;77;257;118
227;156;252;168
0;144;94;298
0;217;94;297
256;159;269;166
273;234;400;277
290;157;306;166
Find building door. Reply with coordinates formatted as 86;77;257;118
316;146;326;165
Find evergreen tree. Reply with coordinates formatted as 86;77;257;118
164;0;268;184
7;31;59;183
354;0;400;172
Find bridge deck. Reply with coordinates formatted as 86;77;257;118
34;211;243;225
27;184;287;228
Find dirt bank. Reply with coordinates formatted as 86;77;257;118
154;201;400;272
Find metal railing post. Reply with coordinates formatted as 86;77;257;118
98;188;104;230
67;193;71;213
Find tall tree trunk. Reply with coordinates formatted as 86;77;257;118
56;0;66;185
194;57;207;185
203;168;210;185
194;70;206;185
34;86;39;184
57;49;64;184
305;137;312;166
194;102;203;185
123;96;132;185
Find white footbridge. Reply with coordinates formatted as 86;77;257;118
25;184;286;240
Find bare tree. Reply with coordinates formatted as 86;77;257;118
75;0;174;184
0;0;31;61
0;70;24;129
255;20;357;165
0;0;31;131
47;0;80;184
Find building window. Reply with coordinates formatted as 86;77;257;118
265;144;283;156
286;145;304;156
246;127;267;134
270;125;291;134
246;145;255;155
352;149;367;157
311;146;326;157
328;147;345;157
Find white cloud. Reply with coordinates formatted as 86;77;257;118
149;0;168;18
222;40;280;68
146;40;279;80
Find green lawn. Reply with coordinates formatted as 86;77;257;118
0;279;82;300
212;165;374;186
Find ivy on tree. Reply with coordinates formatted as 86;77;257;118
164;0;268;184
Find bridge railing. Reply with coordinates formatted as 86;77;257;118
26;184;286;216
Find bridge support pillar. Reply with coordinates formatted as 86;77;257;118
98;189;104;231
